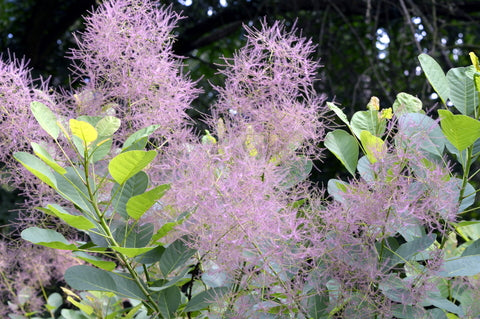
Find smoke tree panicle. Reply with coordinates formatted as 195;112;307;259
69;0;199;140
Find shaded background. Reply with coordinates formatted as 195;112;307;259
1;0;480;227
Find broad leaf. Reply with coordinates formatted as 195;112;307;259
438;109;480;151
126;184;170;220
110;246;155;258
397;113;446;159
14;152;57;188
159;237;196;276
95;116;121;136
184;287;230;312
21;227;77;250
327;179;349;203
54;167;95;214
351;110;385;138
418;54;449;104
438;255;480;277
154;286;182;319
111;171;149;219
446;66;478;116
324;130;359;175
69;119;98;145
73;251;116;271
326;102;350;126
387;234;436;267
359;130;386;163
135;245;165;264
392;92;423;116
31;142;66;174
112;222;154;248
45;204;95;230
122;124;160;151
30;101;59;139
65;265;147;300
108;150;157;185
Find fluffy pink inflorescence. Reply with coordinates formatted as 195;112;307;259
211;20;326;159
69;0;200;140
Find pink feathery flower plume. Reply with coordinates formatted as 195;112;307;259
69;0;200;140
211;20;327;160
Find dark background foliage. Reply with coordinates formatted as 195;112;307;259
1;0;480;226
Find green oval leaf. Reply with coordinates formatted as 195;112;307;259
126;184;170;220
95;116;121;136
438;109;480;151
21;227;77;250
30;101;59;139
324;130;359;175
46;204;95;230
31;142;67;175
108;150;157;185
392;92;423;116
14;152;57;189
446;66;478;116
351;110;385;138
110;246;155;258
69;119;98;145
359;130;386;163
418;54;449;105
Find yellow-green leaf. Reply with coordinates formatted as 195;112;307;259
69;119;98;145
110;246;155;258
31;142;66;175
359;130;386;163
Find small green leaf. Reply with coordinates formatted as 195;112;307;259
438;109;480;151
110;246;155;258
95;116;121;136
324;130;359;175
21;227;77;250
73;251;116;271
108;150;157;185
392;92;423;116
126;184;170;220
122;125;160;151
14;152;57;188
46;204;95;230
69;119;98;145
359;130;386;163
31;142;66;174
326;102;350;126
30;101;59;139
418;54;449;104
111;171;149;219
327;179;349;202
351;110;385;138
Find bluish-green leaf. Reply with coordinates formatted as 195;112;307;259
327;179;349;202
14;152;57;189
438;255;480;277
54;167;95;214
154;286;181;318
21;227;77;250
280;157;312;188
135;245;165;264
184;287;230;312
387;234;436;267
108;150;157;185
418;54;449;104
397;113;446;159
446;66;478;116
64;265;146;300
112;222;154;248
438;109;480;151
324;130;359;175
159;237;196;276
30;101;59;139
126;184;170;220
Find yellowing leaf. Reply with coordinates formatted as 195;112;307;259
69;119;98;145
367;96;380;111
470;52;480;72
360;130;386;163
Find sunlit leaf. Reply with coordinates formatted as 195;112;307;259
108;150;157;185
30;101;59;139
418;54;449;104
324;130;358;175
